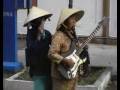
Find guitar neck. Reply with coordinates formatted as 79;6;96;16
76;23;103;55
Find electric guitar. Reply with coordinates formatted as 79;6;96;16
58;17;109;79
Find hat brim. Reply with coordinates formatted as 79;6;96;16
23;14;52;27
65;10;84;23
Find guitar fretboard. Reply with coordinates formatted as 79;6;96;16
75;22;103;55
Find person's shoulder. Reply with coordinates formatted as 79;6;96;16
52;31;65;40
54;30;64;36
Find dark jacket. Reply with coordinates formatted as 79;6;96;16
25;28;52;77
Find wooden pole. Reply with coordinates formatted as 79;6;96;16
102;0;110;44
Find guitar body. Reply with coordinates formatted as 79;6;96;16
58;50;86;79
58;41;86;79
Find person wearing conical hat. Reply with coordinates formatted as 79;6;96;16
48;8;90;90
24;6;52;90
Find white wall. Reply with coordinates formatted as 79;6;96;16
38;0;103;36
74;0;103;36
17;9;27;34
17;0;117;38
109;0;117;37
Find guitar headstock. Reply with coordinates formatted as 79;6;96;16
98;17;109;25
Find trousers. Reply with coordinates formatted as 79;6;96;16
33;76;52;90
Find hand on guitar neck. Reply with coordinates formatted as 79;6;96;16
60;58;75;69
76;40;82;48
76;40;88;50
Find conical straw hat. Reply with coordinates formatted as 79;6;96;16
57;8;84;28
24;6;52;26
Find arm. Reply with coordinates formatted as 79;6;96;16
48;32;64;64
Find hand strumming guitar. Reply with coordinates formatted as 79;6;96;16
60;58;75;69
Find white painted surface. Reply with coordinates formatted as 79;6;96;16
89;44;117;75
17;9;27;34
4;79;33;90
74;0;103;36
